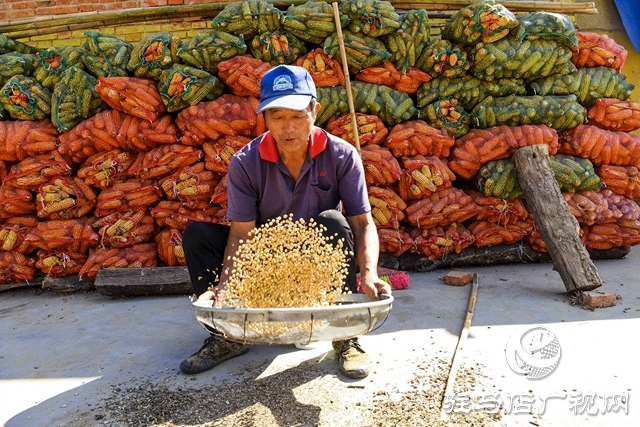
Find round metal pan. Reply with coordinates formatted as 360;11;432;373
193;293;394;345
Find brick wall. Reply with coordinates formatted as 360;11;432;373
0;0;218;48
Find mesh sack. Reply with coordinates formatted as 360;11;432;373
127;32;180;80
211;0;283;39
158;64;224;112
155;228;187;266
35;176;97;220
95;76;166;122
249;31;307;66
339;0;401;38
385;9;430;73
323;31;391;75
0;251;37;283
442;0;518;45
0;75;51;121
92;210;157;248
24;218;99;253
0;119;59;162
79;243;157;280
283;0;350;45
177;30;246;74
514;12;578;48
35;249;87;278
82;31;133;78
51;66;107;131
33;46;85;89
2;151;72;191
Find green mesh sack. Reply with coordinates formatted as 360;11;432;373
476;159;522;199
33;46;85;89
529;66;635;108
471;94;586;131
470;35;576;82
249;31;307;65
415;39;471;79
177;30;246;74
51;67;106;131
158;64;224;113
82;31;133;78
416;75;526;111
211;0;283;39
283;1;350;45
315;86;350;126
339;0;401;38
0;34;40;55
551;154;601;191
385;9;430;73
127;32;180;80
513;12;578;48
323;31;391;75
419;98;470;138
443;0;518;46
0;75;52;121
0;52;37;88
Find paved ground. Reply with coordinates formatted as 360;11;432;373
1;246;639;427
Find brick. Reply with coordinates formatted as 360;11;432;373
445;271;473;286
582;292;617;309
30;33;59;42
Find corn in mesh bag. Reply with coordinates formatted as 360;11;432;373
415;39;470;79
127;32;180;80
442;0;518;45
223;214;350;310
323;31;391;75
513;12;578;48
0;75;52;121
339;0;401;38
51;66;107;131
158;64;224;112
249;31;307;65
82;31;133;78
283;0;350;45
33;46;85;90
0;34;40;55
177;30;246;74
211;0;283;39
0;52;37;88
385;9;430;73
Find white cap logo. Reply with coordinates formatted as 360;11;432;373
505;326;561;380
272;75;293;91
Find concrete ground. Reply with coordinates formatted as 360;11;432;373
1;246;639;427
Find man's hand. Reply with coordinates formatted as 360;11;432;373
360;275;392;301
196;286;228;308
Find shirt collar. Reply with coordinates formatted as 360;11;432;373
258;128;328;163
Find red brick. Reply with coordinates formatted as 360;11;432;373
6;9;36;19
445;271;473;286
168;0;184;5
582;292;617;309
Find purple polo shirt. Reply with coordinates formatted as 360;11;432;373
226;127;370;226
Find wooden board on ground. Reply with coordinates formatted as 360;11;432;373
42;275;95;294
94;266;192;296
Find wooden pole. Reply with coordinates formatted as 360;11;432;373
440;273;479;419
332;2;361;155
513;144;602;293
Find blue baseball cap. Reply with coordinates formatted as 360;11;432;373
257;65;317;113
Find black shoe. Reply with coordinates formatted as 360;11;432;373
332;337;371;379
180;335;249;375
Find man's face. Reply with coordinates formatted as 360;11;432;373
263;103;320;155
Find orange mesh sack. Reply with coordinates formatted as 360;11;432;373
155;227;186;266
361;145;402;187
0;120;59;162
175;95;266;147
0;251;37;283
0;187;36;219
127;144;202;180
0;216;39;254
159;162;221;208
95;179;163;217
210;174;229;207
202;135;252;175
76;149;134;190
601;188;640;229
294;48;345;88
36;176;97;220
151;200;220;231
214;206;230;225
35;249;87;278
571;32;628;72
216;55;272;97
58;110;178;163
587;98;640;133
355;62;431;95
469;191;530;226
584;223;640;250
467;217;534;247
563;190;611;226
397;155;456;201
526;224;587;253
378;227;413;257
559;125;640;168
2;151;72;191
92;210;157;248
24;218;99;253
406;187;480;229
368;186;406;229
326;113;387;148
79;242;157;280
95;76;166;122
596;165;640;200
449;124;559;179
410;222;475;259
384;120;454;159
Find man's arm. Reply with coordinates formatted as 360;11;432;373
196;220;255;304
347;212;392;301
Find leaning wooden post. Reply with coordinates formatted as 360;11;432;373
513;144;602;293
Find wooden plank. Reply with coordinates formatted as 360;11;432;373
94;266;192;297
513;144;602;293
42;275;95;294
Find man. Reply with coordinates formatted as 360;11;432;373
181;65;391;379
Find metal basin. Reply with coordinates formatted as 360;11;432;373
193;293;394;345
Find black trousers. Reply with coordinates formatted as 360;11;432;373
182;210;358;297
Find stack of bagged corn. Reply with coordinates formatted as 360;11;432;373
1;0;640;285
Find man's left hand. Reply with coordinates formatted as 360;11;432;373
360;276;392;301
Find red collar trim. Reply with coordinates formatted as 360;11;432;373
258;128;328;162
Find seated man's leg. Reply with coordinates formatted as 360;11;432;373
315;210;371;379
181;222;249;375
